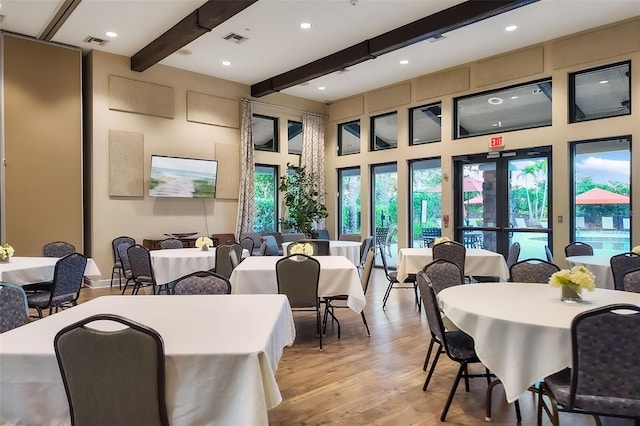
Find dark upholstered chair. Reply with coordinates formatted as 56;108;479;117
159;238;183;249
538;304;640;426
506;242;521;269
509;258;560;283
432;240;466;278
240;236;255;256
0;282;29;332
26;253;87;318
239;232;262;255
54;314;169;426
381;245;419;310
276;254;322;350
111;236;135;289
117;241;135;294
610;252;640;291
622;267;640;293
545;245;554;263
358;236;374;274
173;270;231;295
42;241;75;258
417;271;493;421
214;242;243;279
564;242;594;257
127;244;157;295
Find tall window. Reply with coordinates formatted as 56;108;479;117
370;112;398;151
372;163;397;266
409;102;441;145
253;164;278;232
570;61;630;123
338;120;360;155
571;137;631;256
338;167;361;236
409;158;442;247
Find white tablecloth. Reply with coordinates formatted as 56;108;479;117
229;255;366;313
566;255;614;289
0;294;295;425
150;247;249;285
438;283;640;403
396;248;509;282
0;256;101;285
281;240;361;265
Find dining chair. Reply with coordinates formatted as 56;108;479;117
117;241;136;295
214;242;243;279
26;253;88;318
432;240;466;279
229;249;240;269
159;238;184;249
610;252;640;291
545;245;554;263
509;258;560;283
537;303;640;426
506;242;521;269
239;232;262;255
0;282;29;332
173;270;231;295
416;271;493;421
622;267;640;293
239;236;255;256
380;245;419;310
54;313;169;426
127;244;158;295
42;241;76;258
564;242;594;257
275;254;323;350
323;248;374;337
111;236;135;289
358;236;374;275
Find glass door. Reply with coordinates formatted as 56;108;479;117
454;148;551;260
371;163;397;267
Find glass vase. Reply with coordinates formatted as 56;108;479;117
561;286;582;303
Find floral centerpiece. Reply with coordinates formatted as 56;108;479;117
290;243;314;256
434;236;450;245
632;245;640;255
548;265;595;303
0;243;15;262
195;236;213;251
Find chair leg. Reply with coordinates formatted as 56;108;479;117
441;363;466;421
110;267;116;288
382;281;394;308
317;309;323;351
423;337;435;371
360;311;370;336
423;344;443;391
463;364;471;392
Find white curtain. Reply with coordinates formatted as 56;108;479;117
235;99;255;238
301;113;326;230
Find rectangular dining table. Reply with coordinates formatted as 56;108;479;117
0;256;101;285
396;247;510;283
0;294;295;425
229;255;366;313
150;247;249;285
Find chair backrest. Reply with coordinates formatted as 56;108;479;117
229;249;240;269
565;242;594;257
173;270;231;295
360;249;375;294
506;242;521;269
544;245;554;263
378;245;394;281
117;241;134;278
54;314;169;426
359;236;374;267
432;240;466;275
568;304;640;415
622;267;640;293
239;232;262;254
416;272;446;350
260;235;280;256
374;227;389;247
239;236;254;256
509;258;560;283
42;241;76;258
215;242;243;278
315;229;330;240
610;252;640;291
601;216;615;230
295;239;330;255
339;234;362;242
422;259;464;293
127;244;155;284
0;282;29;333
576;216;586;229
112;236;135;264
287;241;319;256
159;238;184;249
275;254;320;309
51;253;88;300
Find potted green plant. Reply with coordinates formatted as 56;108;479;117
279;164;328;238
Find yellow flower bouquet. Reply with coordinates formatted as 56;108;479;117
195;236;213;250
0;243;15;261
434;236;450;245
549;265;595;303
632;245;640;255
290;243;314;256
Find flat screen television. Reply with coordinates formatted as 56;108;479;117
149;155;218;198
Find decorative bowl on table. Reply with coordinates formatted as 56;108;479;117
164;232;198;239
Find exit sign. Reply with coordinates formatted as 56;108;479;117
490;136;504;149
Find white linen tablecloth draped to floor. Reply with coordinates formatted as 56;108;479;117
438;283;640;403
229;255;366;313
150;247;249;285
0;294;295;425
565;255;615;289
281;240;361;265
0;256;101;285
396;248;509;283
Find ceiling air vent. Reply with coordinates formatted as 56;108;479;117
426;34;445;43
222;33;248;44
83;36;109;46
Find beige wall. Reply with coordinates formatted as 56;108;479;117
324;17;640;266
88;51;326;281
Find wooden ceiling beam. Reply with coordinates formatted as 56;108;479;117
251;0;538;97
131;0;257;72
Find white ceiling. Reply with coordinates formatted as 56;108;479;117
1;0;639;103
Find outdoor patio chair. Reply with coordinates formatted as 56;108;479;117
601;216;616;232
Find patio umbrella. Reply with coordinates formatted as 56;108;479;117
466;194;483;204
575;188;629;204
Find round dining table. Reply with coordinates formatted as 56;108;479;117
281;240;361;265
438;282;640;403
565;255;614;289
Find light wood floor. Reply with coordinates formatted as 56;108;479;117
80;270;598;426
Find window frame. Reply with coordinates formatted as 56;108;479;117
252;114;279;152
409;102;442;145
338;119;361;156
370;111;398;152
253;163;279;232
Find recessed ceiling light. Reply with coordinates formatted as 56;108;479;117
222;61;231;66
105;31;117;38
400;60;409;65
318;86;326;91
505;25;517;32
300;22;312;30
510;96;519;99
599;80;609;84
177;49;192;55
488;97;504;105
